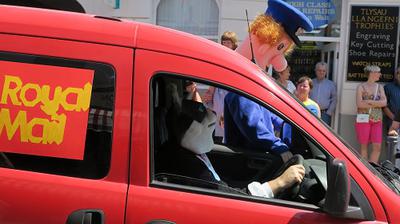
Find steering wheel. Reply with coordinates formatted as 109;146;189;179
272;154;304;200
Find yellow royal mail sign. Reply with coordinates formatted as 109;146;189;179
0;61;94;160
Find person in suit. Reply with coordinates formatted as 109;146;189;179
157;99;305;198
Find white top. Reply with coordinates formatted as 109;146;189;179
211;88;228;137
248;181;274;198
287;80;296;94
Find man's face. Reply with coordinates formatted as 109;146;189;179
221;40;235;50
255;34;293;72
315;65;327;80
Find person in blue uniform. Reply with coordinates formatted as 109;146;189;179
224;93;292;161
224;0;313;162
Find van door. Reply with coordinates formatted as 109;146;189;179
127;49;386;223
0;33;132;223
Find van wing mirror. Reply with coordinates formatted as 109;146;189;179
323;158;350;217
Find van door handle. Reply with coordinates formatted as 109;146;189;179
146;220;176;224
66;209;104;224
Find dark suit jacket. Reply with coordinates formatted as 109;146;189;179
155;141;247;195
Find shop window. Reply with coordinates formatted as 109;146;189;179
156;0;219;41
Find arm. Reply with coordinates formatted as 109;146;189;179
203;86;215;104
368;85;387;108
247;164;305;198
356;85;372;109
227;96;288;154
389;112;400;134
327;83;337;115
389;121;400;134
185;82;203;103
270;112;284;133
384;107;395;120
383;84;394;119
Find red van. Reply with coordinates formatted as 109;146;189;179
0;5;399;224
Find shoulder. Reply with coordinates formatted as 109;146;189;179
356;83;365;90
305;99;319;107
384;82;395;90
378;83;385;91
309;98;319;105
226;94;259;111
287;81;296;90
311;78;318;85
326;79;336;87
303;99;320;116
225;92;236;102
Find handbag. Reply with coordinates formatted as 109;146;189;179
356;114;370;123
356;84;379;123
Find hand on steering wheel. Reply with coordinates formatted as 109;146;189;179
273;154;305;199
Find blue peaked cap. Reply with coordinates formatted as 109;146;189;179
266;0;313;46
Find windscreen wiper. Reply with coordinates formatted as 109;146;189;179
371;161;400;194
381;160;400;175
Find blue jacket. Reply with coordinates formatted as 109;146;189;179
224;92;289;154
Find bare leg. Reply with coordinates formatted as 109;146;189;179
360;144;368;160
369;143;381;164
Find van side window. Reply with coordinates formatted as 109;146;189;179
151;74;372;218
0;52;115;179
151;75;327;202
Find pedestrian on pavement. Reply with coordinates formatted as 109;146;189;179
295;76;320;118
220;31;238;50
383;67;400;131
275;65;296;94
355;65;387;164
310;62;337;126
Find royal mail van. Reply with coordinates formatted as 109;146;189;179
0;5;399;224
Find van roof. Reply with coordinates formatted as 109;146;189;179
1;5;262;80
0;5;136;47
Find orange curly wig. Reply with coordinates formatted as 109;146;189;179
250;14;295;54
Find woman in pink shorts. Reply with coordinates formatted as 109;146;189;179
355;65;387;163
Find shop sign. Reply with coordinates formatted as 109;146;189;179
286;0;336;28
347;6;399;82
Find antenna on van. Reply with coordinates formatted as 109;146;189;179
245;9;256;64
